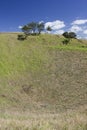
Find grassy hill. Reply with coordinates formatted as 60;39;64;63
0;33;87;129
0;33;87;112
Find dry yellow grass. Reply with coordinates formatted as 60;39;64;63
0;105;87;130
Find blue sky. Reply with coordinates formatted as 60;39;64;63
0;0;87;38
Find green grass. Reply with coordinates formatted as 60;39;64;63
49;38;87;51
49;44;87;51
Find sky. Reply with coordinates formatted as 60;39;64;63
0;0;87;38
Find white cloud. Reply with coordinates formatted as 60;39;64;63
83;30;87;34
84;37;87;39
69;25;82;33
18;26;22;29
53;30;64;34
39;21;44;24
72;19;87;25
45;20;65;30
77;35;82;39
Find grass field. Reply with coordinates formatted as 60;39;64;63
0;105;87;130
0;33;87;129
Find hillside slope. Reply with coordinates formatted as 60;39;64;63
0;33;87;112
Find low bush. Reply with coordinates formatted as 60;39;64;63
17;34;27;40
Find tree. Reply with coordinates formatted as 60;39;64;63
21;21;45;36
46;26;52;32
21;22;37;35
62;32;69;38
62;32;77;45
28;22;37;33
63;32;76;39
37;22;44;34
68;32;77;39
22;25;30;35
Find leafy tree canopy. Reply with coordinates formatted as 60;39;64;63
63;32;77;39
46;26;52;32
21;22;45;35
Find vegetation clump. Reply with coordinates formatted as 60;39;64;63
62;31;77;44
17;34;27;40
18;21;52;40
62;38;70;45
21;21;45;35
63;31;77;39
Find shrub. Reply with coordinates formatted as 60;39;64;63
63;32;76;39
62;39;70;45
17;34;27;40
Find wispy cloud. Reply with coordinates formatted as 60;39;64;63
83;30;87;34
39;21;44;24
45;20;65;35
69;25;82;33
72;19;87;25
53;30;64;34
18;26;22;29
70;19;87;39
45;20;65;30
